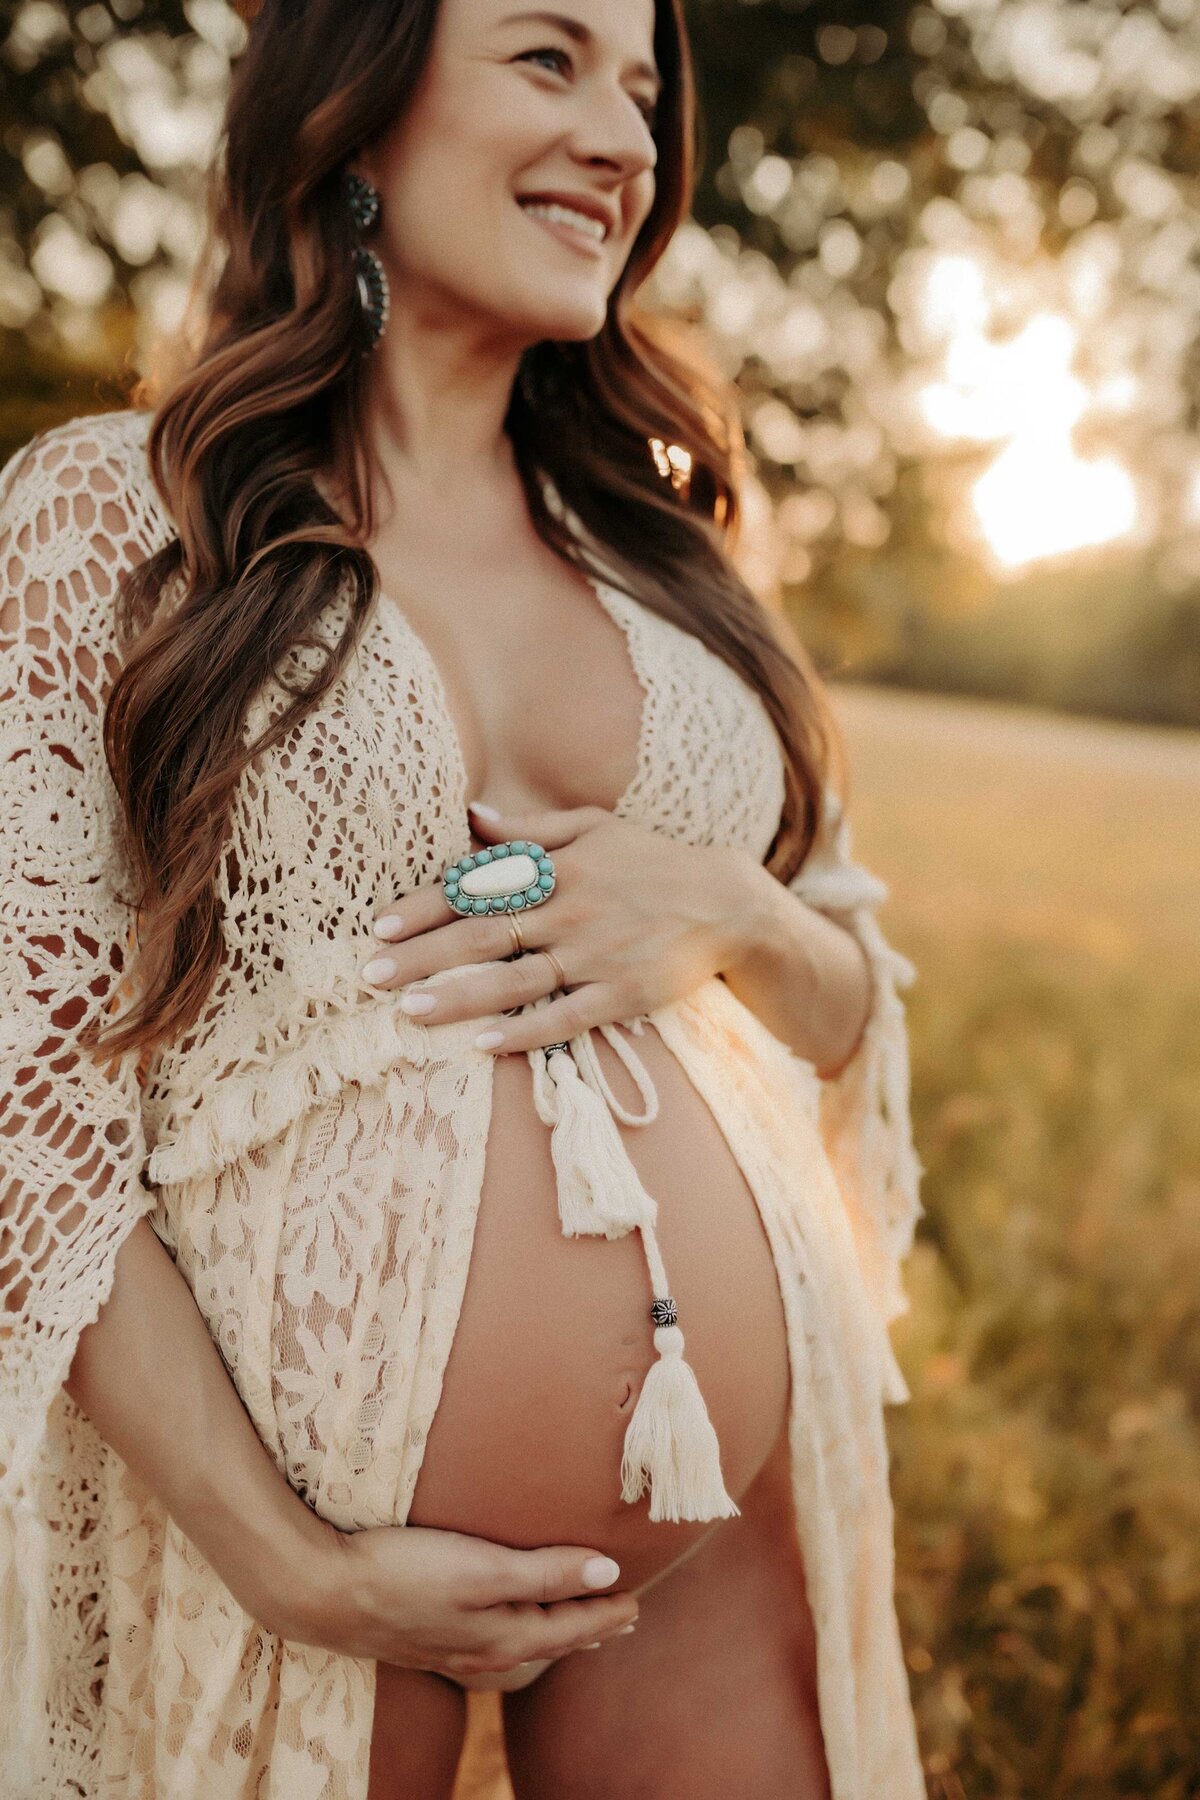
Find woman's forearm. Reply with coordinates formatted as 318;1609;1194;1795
63;1214;334;1634
719;858;873;1079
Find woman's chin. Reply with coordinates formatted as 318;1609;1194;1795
503;291;609;345
518;318;606;348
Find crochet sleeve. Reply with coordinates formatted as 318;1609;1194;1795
0;421;159;1782
785;785;926;1402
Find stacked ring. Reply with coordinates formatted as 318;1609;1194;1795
541;947;568;989
441;840;556;916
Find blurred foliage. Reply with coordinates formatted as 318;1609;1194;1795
805;519;1200;731
892;930;1200;1797
2;0;1199;725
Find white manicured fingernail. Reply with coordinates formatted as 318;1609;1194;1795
475;1029;505;1050
399;990;437;1015
469;801;501;821
372;916;405;940
617;1623;637;1635
581;1556;620;1589
362;958;396;984
582;1641;602;1651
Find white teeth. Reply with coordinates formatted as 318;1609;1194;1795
520;200;607;242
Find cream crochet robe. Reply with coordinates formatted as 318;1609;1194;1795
0;410;927;1799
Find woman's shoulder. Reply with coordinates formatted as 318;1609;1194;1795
0;407;167;546
1;407;172;638
0;404;155;496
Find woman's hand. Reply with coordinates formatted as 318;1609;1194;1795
360;799;773;1055
277;1518;638;1678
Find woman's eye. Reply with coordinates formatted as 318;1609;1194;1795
519;45;572;77
518;47;657;129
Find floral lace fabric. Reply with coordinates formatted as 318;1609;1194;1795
0;410;925;1799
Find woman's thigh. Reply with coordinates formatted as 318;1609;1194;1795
500;1422;831;1800
367;1661;468;1800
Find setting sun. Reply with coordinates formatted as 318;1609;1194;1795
918;281;1140;571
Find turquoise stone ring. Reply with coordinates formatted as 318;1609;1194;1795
441;840;557;917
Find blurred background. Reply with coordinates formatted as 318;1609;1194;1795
2;1;1197;1794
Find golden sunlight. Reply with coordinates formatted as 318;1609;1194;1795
917;263;1140;571
972;432;1137;571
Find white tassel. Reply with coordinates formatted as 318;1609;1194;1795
572;1024;659;1125
519;1005;737;1523
530;1045;658;1240
619;1219;739;1523
620;1321;741;1523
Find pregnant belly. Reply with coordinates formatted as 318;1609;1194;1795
406;1022;791;1592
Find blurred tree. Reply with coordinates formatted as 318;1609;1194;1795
2;0;1199;725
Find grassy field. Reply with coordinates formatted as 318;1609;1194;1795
455;683;1200;1799
841;684;1200;1800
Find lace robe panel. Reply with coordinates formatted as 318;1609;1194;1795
0;410;925;1798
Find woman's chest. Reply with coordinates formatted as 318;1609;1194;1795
247;558;786;927
373;548;646;816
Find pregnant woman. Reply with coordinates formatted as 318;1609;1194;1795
0;0;927;1795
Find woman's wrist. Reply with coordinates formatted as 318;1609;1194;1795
216;1474;348;1640
718;854;872;1077
715;849;787;977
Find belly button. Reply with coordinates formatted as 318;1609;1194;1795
616;1377;636;1413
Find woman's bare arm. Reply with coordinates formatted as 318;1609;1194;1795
61;1215;638;1674
63;1214;335;1632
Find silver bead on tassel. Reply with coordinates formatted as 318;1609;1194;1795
619;1232;740;1523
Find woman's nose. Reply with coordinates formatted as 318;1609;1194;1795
570;87;657;180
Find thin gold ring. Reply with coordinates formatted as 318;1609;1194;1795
507;916;526;957
541;947;567;990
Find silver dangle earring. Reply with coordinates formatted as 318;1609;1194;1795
344;171;389;353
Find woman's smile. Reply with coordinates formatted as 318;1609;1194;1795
518;196;609;259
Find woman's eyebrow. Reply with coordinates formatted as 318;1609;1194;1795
497;8;663;96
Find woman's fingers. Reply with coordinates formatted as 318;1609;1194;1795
361;912;511;987
475;1546;640;1664
369;877;456;945
361;946;628;1052
471;983;626;1054
467;801;610;853
367;810;600;957
514;1594;639;1663
301;1525;641;1672
438;1597;636;1676
476;1545;624;1607
360;904;554;991
388;951;562;1025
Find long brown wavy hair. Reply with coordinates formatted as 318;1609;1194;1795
90;0;845;1065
